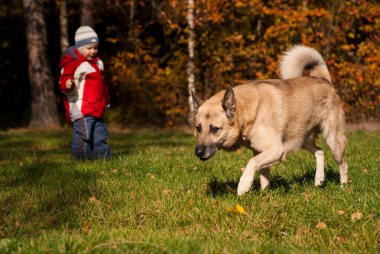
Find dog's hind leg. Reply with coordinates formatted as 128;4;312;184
237;147;283;195
303;137;325;186
259;167;270;190
325;132;348;184
322;115;348;185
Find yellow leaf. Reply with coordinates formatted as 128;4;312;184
226;204;247;215
236;204;246;214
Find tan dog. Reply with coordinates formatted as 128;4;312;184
191;45;348;195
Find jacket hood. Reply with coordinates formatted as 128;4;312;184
59;46;100;68
59;46;83;68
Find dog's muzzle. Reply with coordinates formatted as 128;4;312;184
195;144;217;161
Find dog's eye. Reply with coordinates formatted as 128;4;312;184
209;126;220;134
196;125;202;133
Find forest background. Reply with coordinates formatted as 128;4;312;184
1;0;379;129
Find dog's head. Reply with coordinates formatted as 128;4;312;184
191;87;240;160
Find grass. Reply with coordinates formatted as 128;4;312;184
0;128;379;253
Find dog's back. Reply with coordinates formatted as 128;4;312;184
192;45;348;195
234;46;344;153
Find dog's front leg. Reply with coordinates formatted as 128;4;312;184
237;147;283;195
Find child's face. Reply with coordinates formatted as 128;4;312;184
79;44;98;60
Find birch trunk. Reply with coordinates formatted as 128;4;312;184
129;0;135;41
59;0;69;53
187;0;195;125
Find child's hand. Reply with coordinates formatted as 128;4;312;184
66;78;74;89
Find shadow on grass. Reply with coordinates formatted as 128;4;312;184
0;129;194;238
0;129;70;160
110;131;194;155
0;129;194;159
207;178;238;196
207;166;341;197
0;159;98;238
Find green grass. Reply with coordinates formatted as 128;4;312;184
0;128;379;253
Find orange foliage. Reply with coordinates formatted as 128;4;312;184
102;0;380;125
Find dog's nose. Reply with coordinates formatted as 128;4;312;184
195;145;205;157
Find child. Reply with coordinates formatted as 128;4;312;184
59;26;111;160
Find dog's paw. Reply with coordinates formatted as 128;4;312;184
314;179;325;187
237;175;253;196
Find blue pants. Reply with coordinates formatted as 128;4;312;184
72;116;111;160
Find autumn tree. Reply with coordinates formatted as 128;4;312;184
80;0;94;26
23;0;60;128
59;0;69;53
69;0;380;125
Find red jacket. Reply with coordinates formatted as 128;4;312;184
59;46;110;123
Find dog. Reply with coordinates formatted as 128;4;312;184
191;45;348;195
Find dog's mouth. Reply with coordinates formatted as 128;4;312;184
195;145;217;161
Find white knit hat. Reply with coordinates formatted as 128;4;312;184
75;26;99;49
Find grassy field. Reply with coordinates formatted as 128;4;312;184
0;128;379;253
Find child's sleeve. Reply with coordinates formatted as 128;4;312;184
59;61;76;94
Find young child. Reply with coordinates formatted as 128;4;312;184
59;26;111;160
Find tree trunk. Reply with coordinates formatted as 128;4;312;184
80;0;94;26
128;0;135;41
187;0;195;126
23;0;60;128
59;0;69;53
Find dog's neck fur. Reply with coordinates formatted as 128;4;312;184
235;88;260;143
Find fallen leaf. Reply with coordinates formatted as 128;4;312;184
226;204;247;215
351;211;363;221
83;222;91;232
316;221;327;229
162;189;172;195
88;196;101;205
334;236;348;243
88;196;97;203
337;210;345;215
236;204;246;214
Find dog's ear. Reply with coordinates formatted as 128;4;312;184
222;86;236;120
191;90;203;114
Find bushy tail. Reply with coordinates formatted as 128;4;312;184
279;45;331;83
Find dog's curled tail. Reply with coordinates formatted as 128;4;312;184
280;45;331;83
